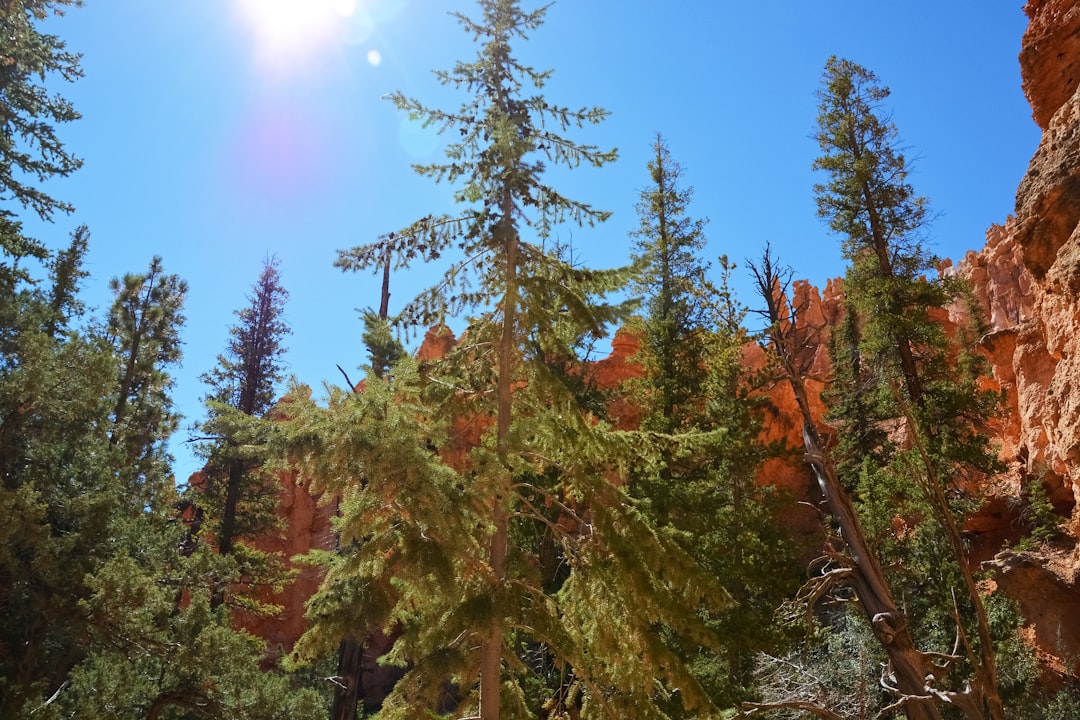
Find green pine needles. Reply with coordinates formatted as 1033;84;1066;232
290;3;730;718
815;56;1008;720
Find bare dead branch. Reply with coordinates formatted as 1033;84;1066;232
739;699;846;720
336;364;357;393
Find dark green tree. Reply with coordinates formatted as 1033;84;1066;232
289;3;727;718
0;6;102;709
58;260;321;720
0;5;320;715
814;56;1007;719
192;257;291;611
629;134;712;430
0;246;199;718
626;137;798;710
0;244;116;715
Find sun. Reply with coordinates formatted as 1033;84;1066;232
236;0;357;65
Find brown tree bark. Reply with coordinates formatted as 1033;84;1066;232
480;193;518;720
753;250;941;720
331;638;365;720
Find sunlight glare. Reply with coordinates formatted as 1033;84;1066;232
237;0;356;66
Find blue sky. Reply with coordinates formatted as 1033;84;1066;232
29;1;1040;480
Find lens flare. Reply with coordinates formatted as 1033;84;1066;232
236;0;352;68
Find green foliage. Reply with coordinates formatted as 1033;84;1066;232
294;3;734;718
201;257;290;420
623;138;800;710
106;256;187;506
361;310;406;379
1015;471;1064;549
65;535;325;720
751;608;889;719
190;257;291;613
0;0;83;222
1036;685;1080;720
814;56;1013;718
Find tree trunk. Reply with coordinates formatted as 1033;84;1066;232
331;638;365;720
800;420;940;720
211;456;244;609
480;195;519;720
754;257;941;720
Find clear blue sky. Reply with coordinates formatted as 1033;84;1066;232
28;1;1040;480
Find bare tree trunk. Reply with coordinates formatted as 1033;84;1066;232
752;251;941;720
379;244;391;320
480;201;517;720
331;639;365;720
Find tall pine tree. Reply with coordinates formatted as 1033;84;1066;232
193;257;291;608
106;256;187;506
814;56;1007;719
287;3;728;718
626;136;798;710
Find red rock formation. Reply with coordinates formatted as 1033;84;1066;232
235;468;336;655
1021;0;1080;131
1008;0;1080;522
969;0;1080;679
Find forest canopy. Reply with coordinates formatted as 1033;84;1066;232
0;2;1068;720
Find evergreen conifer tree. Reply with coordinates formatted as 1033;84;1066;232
626;137;798;710
288;3;728;718
106;257;187;506
0;7;322;715
0;0;82;225
192;257;291;608
54;258;323;720
814;56;1007;719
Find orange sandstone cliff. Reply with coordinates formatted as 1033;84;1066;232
972;0;1080;678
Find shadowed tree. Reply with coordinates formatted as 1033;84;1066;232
194;257;291;609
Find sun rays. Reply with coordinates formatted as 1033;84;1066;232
235;0;359;71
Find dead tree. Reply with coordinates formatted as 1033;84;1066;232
743;246;1000;720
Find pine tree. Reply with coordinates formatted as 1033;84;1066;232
626;138;798;710
292;3;728;718
0;6;321;714
192;257;291;610
813;57;1007;719
0;247;200;718
0;6;106;710
0;241;117;715
629;134;712;433
57;259;322;720
106;256;187;506
0;0;82;224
